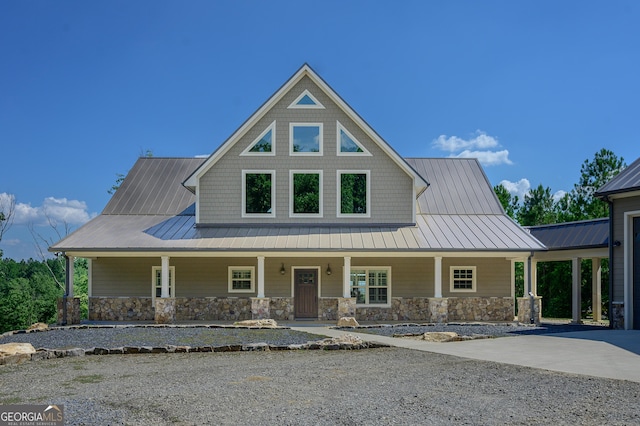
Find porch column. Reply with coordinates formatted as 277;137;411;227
434;257;442;298
343;256;351;298
257;256;265;298
523;258;529;296
572;257;582;324
161;256;170;298
510;259;515;299
67;255;74;298
592;258;602;322
531;259;538;296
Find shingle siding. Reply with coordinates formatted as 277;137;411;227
612;196;640;302
198;76;414;225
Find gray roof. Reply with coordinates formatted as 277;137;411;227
526;218;609;250
51;157;545;254
595;156;640;197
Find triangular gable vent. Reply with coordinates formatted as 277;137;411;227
337;121;371;156
288;89;325;109
241;121;276;155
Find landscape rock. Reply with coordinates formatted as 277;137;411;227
337;316;359;327
233;319;278;328
0;342;36;365
420;331;460;342
27;322;49;332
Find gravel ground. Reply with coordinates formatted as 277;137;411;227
2;348;639;425
2;323;638;425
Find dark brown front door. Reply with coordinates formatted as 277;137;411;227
294;269;318;319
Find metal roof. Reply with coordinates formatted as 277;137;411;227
526;218;609;250
595;156;640;197
51;157;545;254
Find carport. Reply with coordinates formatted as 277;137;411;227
526;218;609;323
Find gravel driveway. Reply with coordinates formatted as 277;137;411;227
2;325;639;425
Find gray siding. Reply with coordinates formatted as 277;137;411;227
198;76;414;225
612;196;640;302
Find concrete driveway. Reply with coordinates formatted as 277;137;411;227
292;326;640;383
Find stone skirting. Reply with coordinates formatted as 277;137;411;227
517;296;542;325
89;296;516;323
57;297;81;325
155;298;176;324
611;302;624;330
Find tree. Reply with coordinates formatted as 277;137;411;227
517;184;557;226
566;149;626;221
493;184;519;219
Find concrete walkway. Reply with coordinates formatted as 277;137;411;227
291;326;640;383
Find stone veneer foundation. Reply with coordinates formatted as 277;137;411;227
517;296;542;325
89;296;516;323
611;302;624;329
57;297;81;325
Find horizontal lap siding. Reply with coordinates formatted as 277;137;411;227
92;258;156;297
612;196;640;302
352;257;433;298
198;76;414;225
442;257;510;297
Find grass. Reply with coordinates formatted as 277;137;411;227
72;374;104;384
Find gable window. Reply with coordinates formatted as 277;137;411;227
290;123;323;155
450;266;476;292
350;268;390;306
241;121;275;155
288;89;325;109
338;170;370;217
337;121;371;156
243;170;275;217
290;171;322;217
152;266;175;299
228;267;255;293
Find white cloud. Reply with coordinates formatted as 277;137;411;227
552;190;567;202
431;130;512;167
499;178;531;199
2;193;95;227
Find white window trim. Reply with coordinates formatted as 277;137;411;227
242;170;276;218
290;123;323;156
337;170;371;218
350;266;391;307
449;266;477;293
151;266;175;301
289;170;323;218
288;89;325;109
290;266;322;298
228;266;256;293
241;121;276;156
336;121;371;156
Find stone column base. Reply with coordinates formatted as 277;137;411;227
57;297;81;325
517;296;542;325
155;298;176;324
337;298;356;318
611;302;625;329
429;298;448;323
251;298;271;319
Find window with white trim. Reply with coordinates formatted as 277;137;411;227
337;121;370;156
290;170;322;217
241;121;275;155
338;170;370;217
228;267;255;293
450;266;476;292
152;266;175;299
242;170;275;217
350;268;390;305
290;123;323;155
288;89;324;109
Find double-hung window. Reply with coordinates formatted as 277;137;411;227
152;266;175;299
228;267;255;293
450;266;476;292
350;268;390;306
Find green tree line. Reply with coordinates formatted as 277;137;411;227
495;148;625;319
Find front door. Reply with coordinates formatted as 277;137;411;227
294;269;318;319
633;217;640;329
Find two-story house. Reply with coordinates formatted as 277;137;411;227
51;64;545;323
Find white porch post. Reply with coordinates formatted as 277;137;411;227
531;259;538;296
572;257;582;324
523;258;530;296
67;255;74;298
161;256;170;298
592;258;602;322
434;257;442;298
510;260;515;299
343;256;351;298
87;259;92;297
257;256;265;298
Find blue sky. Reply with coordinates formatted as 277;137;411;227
1;1;638;260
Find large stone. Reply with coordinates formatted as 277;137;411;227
337;316;359;327
27;322;49;332
0;342;36;365
421;332;459;342
234;319;278;328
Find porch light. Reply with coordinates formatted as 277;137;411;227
280;263;286;275
326;264;332;275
